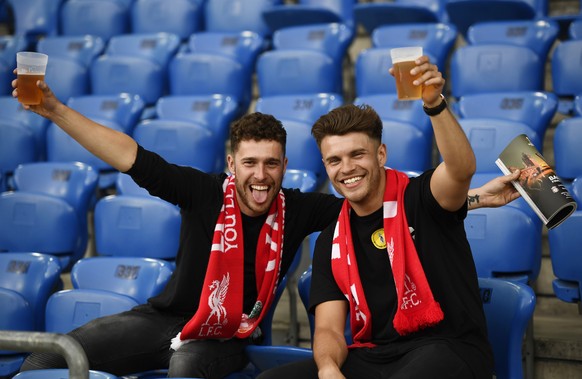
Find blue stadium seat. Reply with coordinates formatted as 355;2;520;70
551;40;582;114
131;0;205;40
450;44;544;98
283;120;326;185
0;120;38;178
43;55;91;103
283;169;320;193
445;0;546;37
574;94;582;117
570;18;582;39
187;31;265;78
6;0;62;42
478;277;536;379
12;369;120;379
115;173;151;197
458;118;541;173
13;161;99;270
168;52;249;114
453;91;559;138
132;119;220;173
90;33;181;105
257;49;341;97
0;35;27;96
553;117;582;181
67;93;146;135
46;119;124;190
354;0;446;36
60;0;132;41
0;253;62;377
466;19;559;61
254;93;344;125
381;119;434;172
94;194;181;261
371;22;457;73
571;176;582;203
548;211;582;305
0;96;49;160
354;47;437;97
71;256;173;304
204;0;284;38
465;207;541;283
263;0;355;34
354;93;431;136
36;35;105;68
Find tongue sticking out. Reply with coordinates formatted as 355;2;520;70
252;189;268;204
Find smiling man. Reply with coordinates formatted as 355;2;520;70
257;56;496;379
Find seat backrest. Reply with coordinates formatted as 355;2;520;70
450;44;544;98
105;32;181;68
131;0;205;40
0;96;49;159
371;22;458;71
254;93;344;125
0;287;34;333
0;252;62;331
0;121;38;175
168;52;248;110
0;192;80;269
454;91;558;137
551;40;582;98
71;256;173;304
12;368;120;379
187;31;265;75
132;119;219;173
94;194;181;260
155;94;238;143
67;94;145;135
263;0;355;33
570;18;582;40
36;35;105;68
354;94;431;135
466;19;559;60
574;95;582;117
465;207;541;283
283;120;326;184
115;173;151;197
381;119;434;172
478;277;536;379
553;117;582;181
458;118;541;173
6;0;62;40
572;176;582;203
204;0;283;37
272;22;353;63
548;211;582;303
445;0;544;37
90;54;165;105
45;288;140;333
60;0;131;41
44;56;90;104
257;49;339;97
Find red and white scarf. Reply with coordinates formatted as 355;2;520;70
331;168;443;348
171;175;285;350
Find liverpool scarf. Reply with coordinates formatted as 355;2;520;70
171;175;285;350
331;168;443;347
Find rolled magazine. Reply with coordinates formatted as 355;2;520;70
495;134;577;229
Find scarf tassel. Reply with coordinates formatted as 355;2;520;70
393;300;444;336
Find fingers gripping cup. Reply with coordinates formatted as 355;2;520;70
390;47;422;101
16;51;48;105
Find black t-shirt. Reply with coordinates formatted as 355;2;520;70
125;145;343;316
310;170;494;378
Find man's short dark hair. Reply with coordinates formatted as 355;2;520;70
230;112;287;155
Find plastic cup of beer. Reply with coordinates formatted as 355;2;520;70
16;51;48;105
390;47;423;101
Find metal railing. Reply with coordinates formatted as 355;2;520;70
0;331;89;379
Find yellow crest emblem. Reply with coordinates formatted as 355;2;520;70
371;228;386;249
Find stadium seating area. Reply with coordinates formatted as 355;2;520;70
1;0;582;378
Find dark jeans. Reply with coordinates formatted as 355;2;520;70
20;304;252;379
256;342;474;379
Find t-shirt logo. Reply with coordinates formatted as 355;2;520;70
371;228;386;249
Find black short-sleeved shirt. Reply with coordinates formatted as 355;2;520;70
125;146;343;316
310;170;494;378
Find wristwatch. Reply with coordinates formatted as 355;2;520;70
423;94;448;116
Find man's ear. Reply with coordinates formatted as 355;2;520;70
378;143;387;166
226;154;235;175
